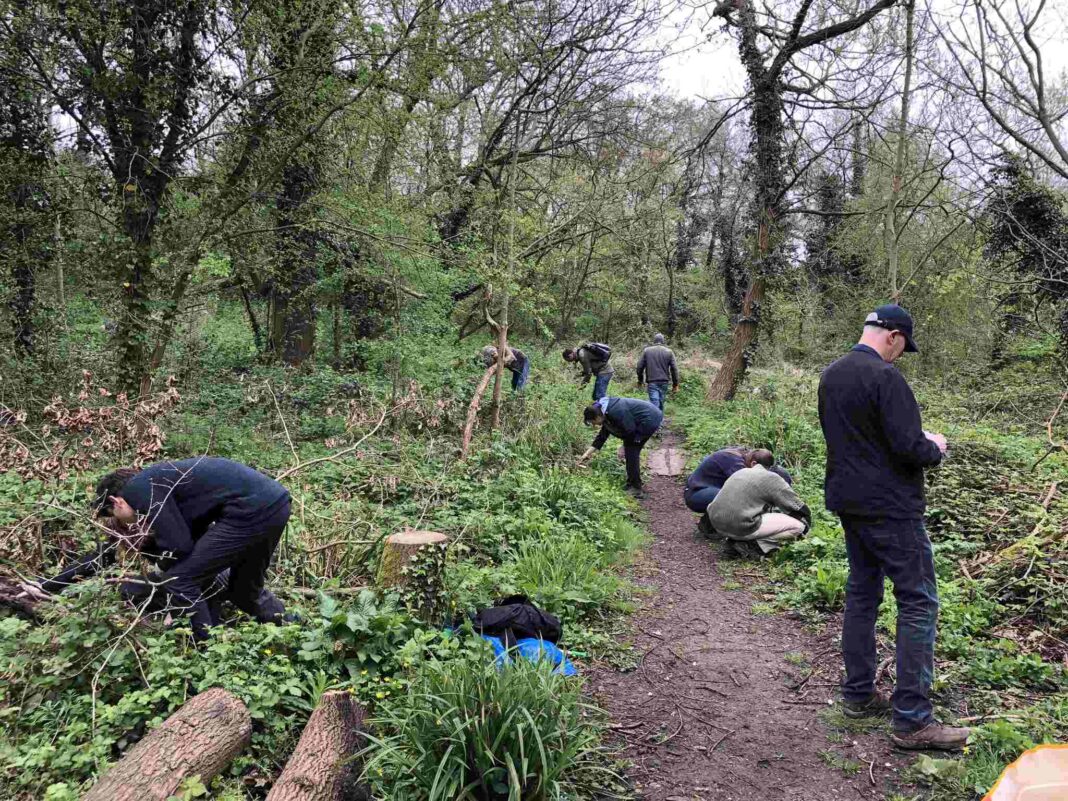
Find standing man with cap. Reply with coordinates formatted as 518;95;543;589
636;333;679;412
818;304;969;751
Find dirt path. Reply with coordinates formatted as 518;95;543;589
590;428;911;800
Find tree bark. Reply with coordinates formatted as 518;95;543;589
885;0;915;302
266;691;370;801
460;364;497;456
83;688;251;801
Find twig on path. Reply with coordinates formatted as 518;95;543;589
781;698;829;706
710;728;735;752
868;758;876;786
728;672;742;687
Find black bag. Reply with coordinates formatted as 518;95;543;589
584;342;612;362
467;594;562;649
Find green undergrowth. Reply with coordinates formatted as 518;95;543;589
0;339;645;799
672;366;1068;801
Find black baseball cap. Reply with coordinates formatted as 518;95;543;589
865;304;918;353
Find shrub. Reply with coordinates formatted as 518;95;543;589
362;647;615;800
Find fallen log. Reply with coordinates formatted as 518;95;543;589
266;691;370;801
82;687;251;801
0;576;43;622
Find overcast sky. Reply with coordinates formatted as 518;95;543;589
656;0;1068;101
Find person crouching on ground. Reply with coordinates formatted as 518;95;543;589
684;446;793;518
705;462;810;556
480;344;530;392
576;396;663;498
94;456;291;640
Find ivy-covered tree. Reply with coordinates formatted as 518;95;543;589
984;154;1068;356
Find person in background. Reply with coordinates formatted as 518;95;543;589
636;333;679;411
563;342;614;400
684;446;792;516
819;303;968;751
480;344;530;392
576;396;663;498
91;457;292;640
705;462;810;556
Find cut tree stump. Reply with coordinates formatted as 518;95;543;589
376;530;448;621
82;687;251;801
266;691;370;801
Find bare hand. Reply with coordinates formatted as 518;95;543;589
924;431;948;454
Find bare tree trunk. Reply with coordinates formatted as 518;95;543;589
461;365;498;457
266;692;370;801
83;688;251;801
885;0;915;302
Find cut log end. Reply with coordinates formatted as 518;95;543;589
266;691;370;801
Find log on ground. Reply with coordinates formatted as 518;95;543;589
266;691;370;801
82;687;251;801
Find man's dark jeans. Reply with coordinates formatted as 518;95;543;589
683;485;720;513
840;515;939;733
647;381;669;411
592;373;612;401
162;498;290;639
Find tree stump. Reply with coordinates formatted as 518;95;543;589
266;691;370;801
82;687;251;801
376;530;448;622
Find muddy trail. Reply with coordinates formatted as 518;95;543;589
590;428;913;801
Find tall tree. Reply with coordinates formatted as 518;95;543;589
706;0;897;401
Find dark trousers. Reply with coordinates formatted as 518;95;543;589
623;438;651;488
840;515;939;732
511;359;530;391
162;499;290;639
647;381;669;411
684;485;721;513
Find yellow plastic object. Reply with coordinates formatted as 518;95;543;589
984;744;1068;801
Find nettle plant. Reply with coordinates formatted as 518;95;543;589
0;371;181;480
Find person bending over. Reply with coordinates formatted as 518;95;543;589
705;463;810;556
480;344;530;392
576;396;663;498
93;457;291;640
563;342;614;401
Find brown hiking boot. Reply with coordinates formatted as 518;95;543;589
842;690;892;719
891;721;971;751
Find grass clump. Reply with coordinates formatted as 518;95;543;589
362;646;619;801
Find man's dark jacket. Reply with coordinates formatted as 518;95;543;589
592;397;663;449
121;457;289;559
686;448;746;493
818;345;942;519
636;345;679;385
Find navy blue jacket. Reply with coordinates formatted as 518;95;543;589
592;397;663;449
121;458;289;559
686;448;746;493
818;345;941;519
